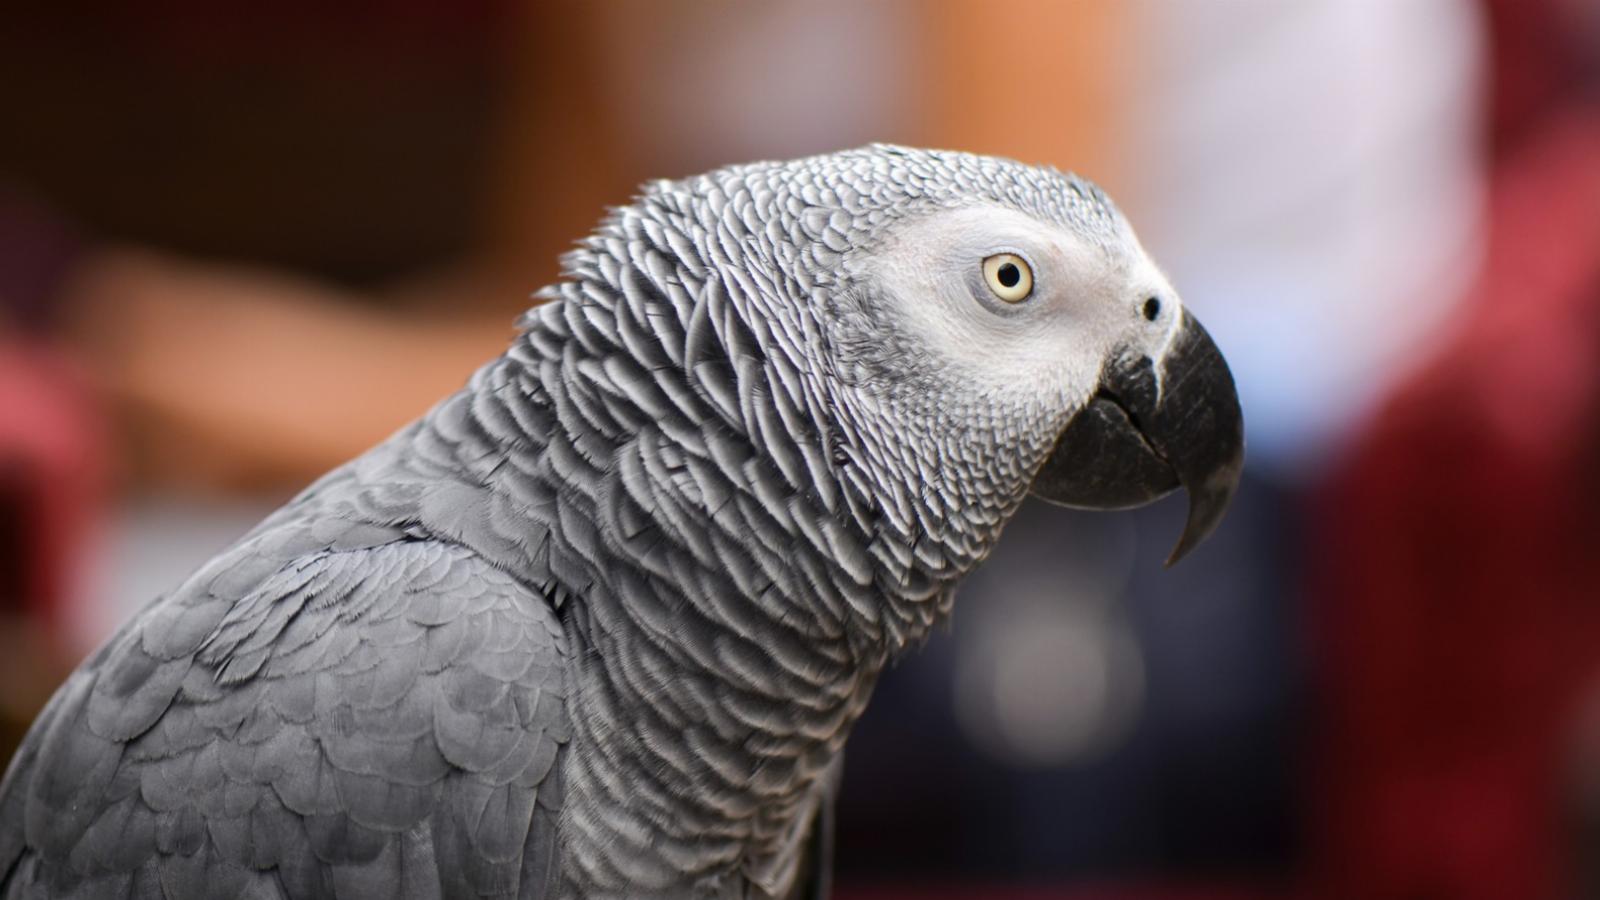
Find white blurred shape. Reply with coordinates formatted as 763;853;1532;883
1129;0;1486;471
604;0;915;174
955;591;1145;768
69;496;280;653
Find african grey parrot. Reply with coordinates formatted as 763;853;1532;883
0;145;1243;899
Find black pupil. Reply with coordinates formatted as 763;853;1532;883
997;263;1020;288
1143;297;1161;321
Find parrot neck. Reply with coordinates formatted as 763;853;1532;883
390;339;920;895
381;193;999;889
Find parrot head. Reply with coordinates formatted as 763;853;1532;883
777;145;1245;567
582;143;1244;603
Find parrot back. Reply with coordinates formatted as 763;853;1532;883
0;514;572;900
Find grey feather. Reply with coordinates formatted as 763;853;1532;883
2;534;569;899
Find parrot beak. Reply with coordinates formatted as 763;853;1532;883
1029;311;1244;565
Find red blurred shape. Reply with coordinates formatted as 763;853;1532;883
836;883;1283;900
1311;113;1600;900
0;341;104;627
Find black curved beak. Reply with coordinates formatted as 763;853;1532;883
1029;312;1244;565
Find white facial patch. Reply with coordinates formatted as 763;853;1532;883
856;203;1170;419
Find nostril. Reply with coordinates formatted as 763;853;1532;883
1142;296;1161;322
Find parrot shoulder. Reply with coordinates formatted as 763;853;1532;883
0;519;572;899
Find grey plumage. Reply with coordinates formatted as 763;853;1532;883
0;145;1243;898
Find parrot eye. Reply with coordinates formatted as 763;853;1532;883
981;253;1033;303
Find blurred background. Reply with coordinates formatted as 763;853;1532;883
1;0;1597;897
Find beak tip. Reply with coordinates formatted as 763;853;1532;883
1163;532;1201;568
1163;455;1244;568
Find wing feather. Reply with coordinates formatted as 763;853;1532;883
0;523;570;899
